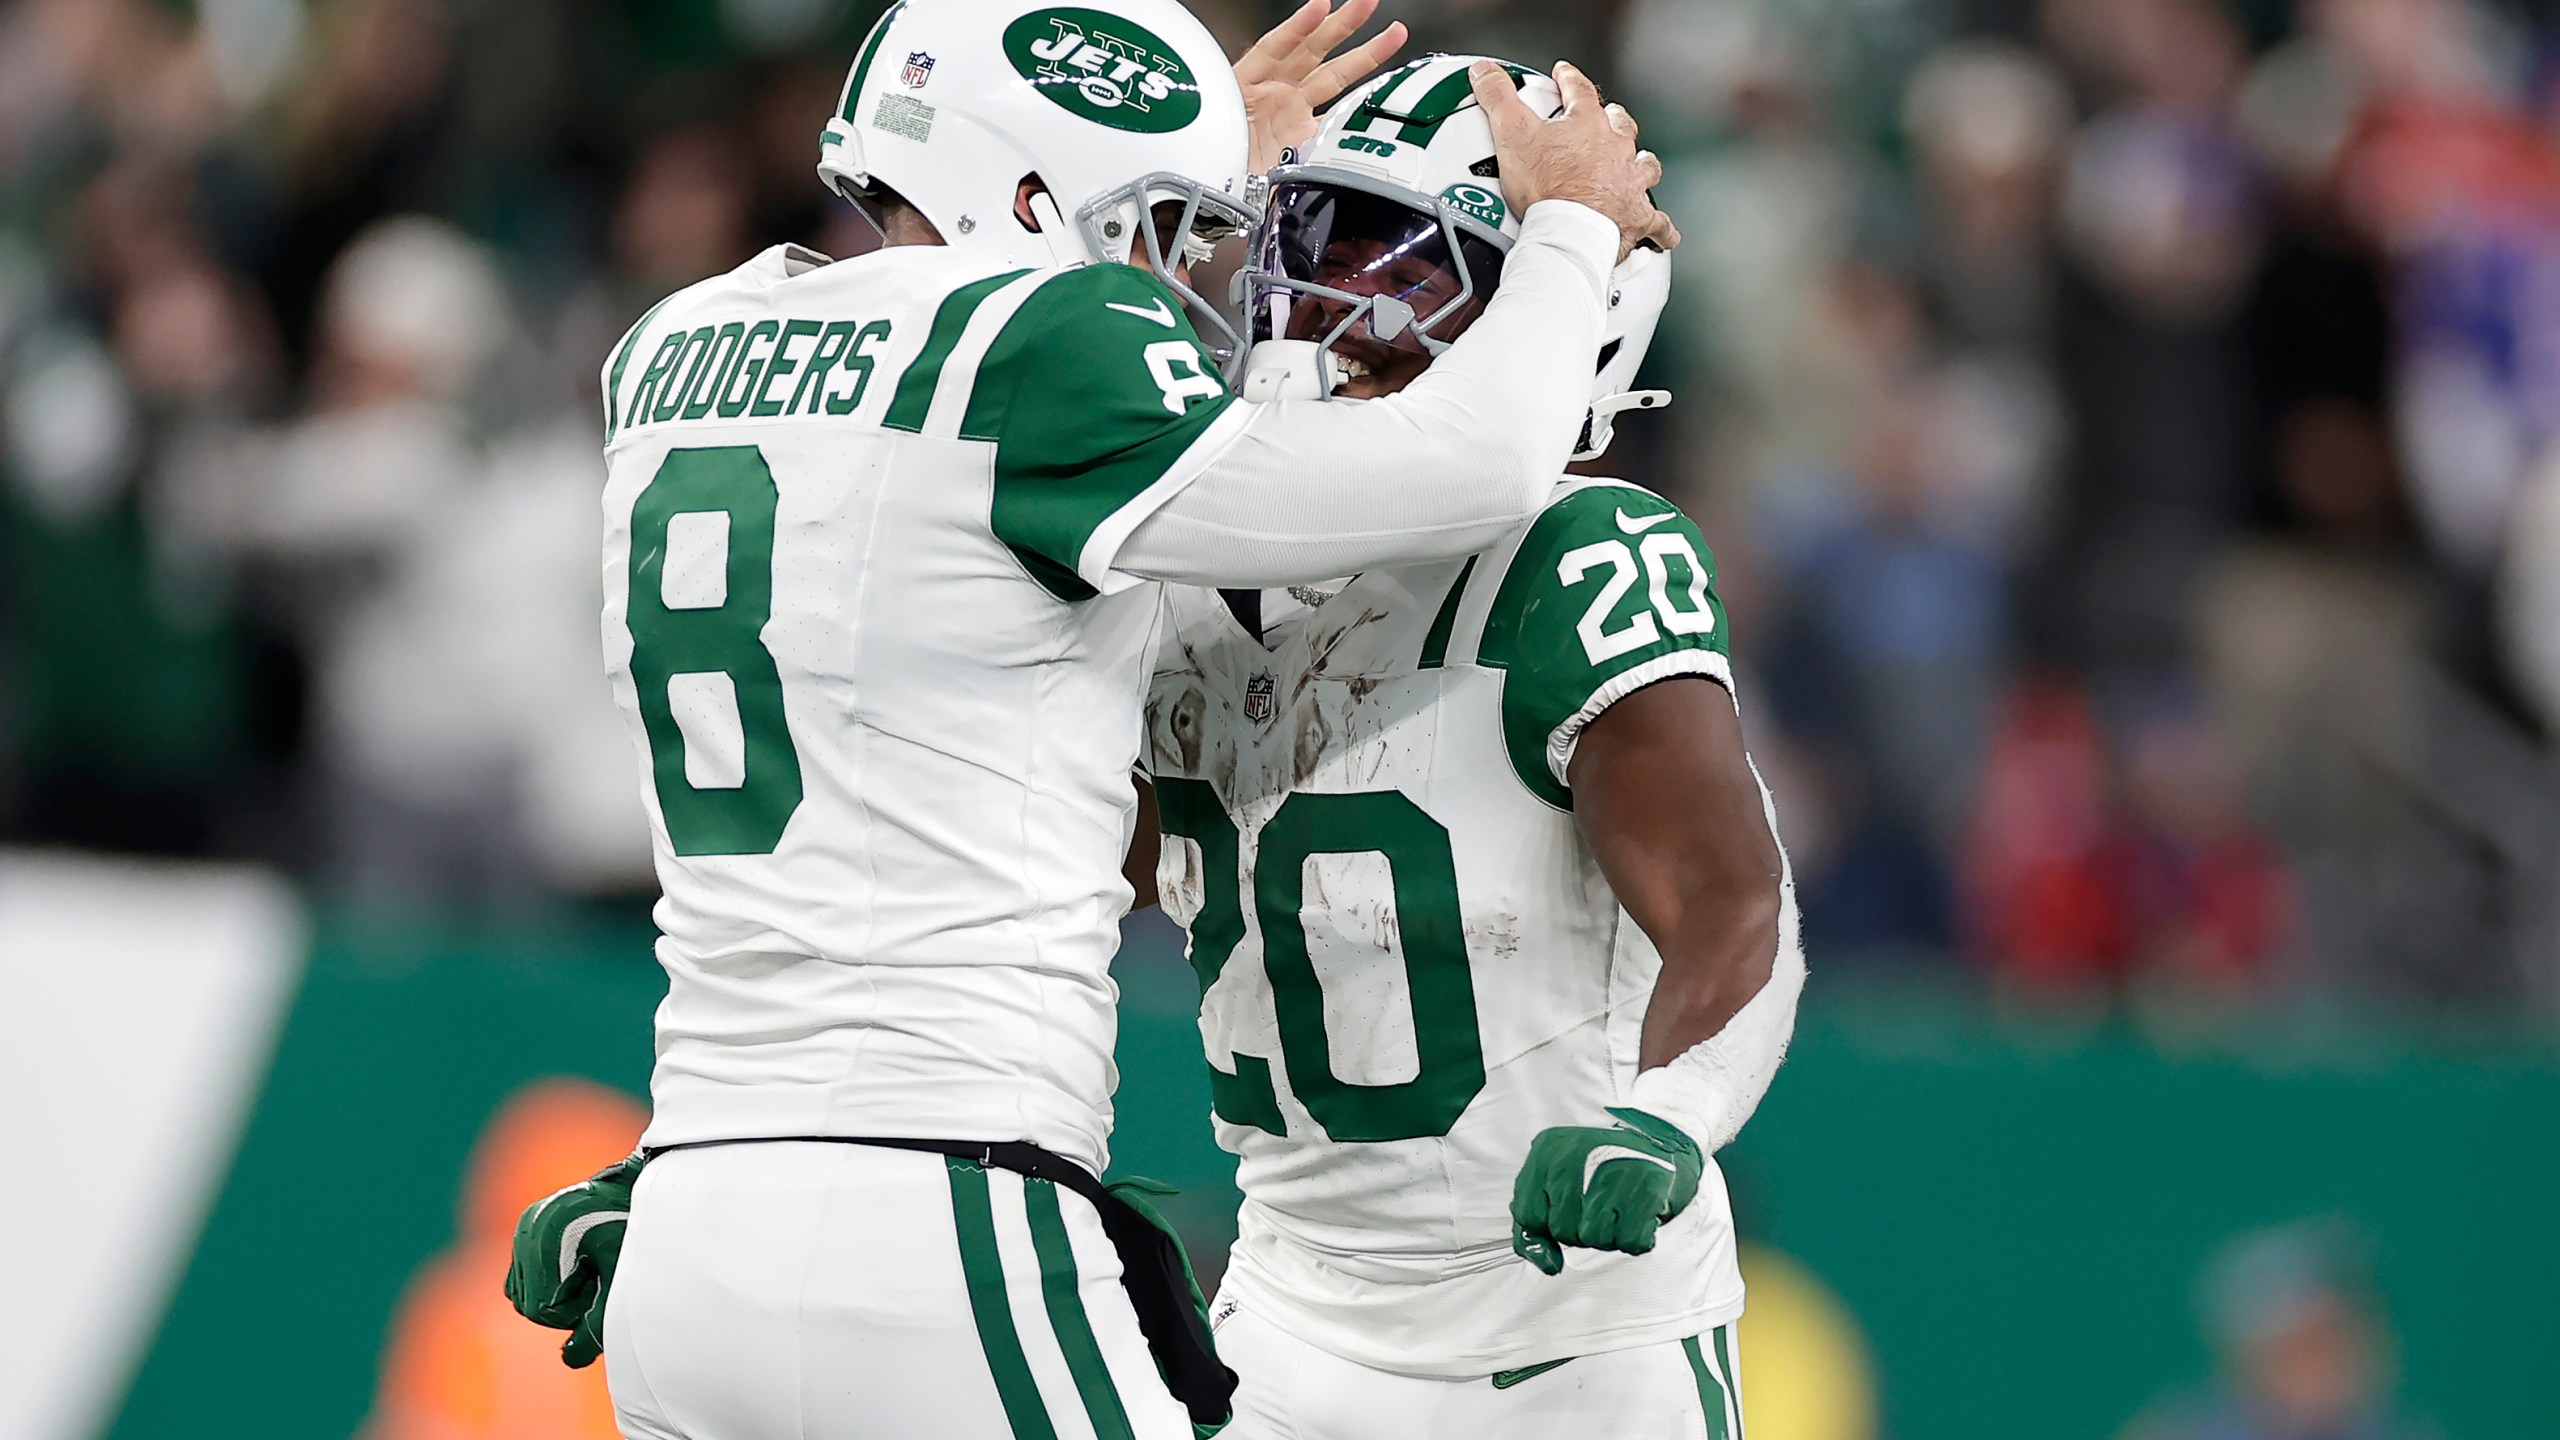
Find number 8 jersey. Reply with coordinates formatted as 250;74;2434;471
1144;478;1755;1378
600;242;1243;1170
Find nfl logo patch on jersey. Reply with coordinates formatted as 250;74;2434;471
902;51;935;88
1244;672;1277;724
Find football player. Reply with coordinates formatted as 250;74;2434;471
1135;55;1803;1439
503;4;1680;1439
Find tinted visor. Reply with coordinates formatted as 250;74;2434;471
1245;180;1507;353
1149;194;1247;258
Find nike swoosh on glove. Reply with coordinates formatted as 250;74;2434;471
1509;1108;1703;1276
505;1151;645;1368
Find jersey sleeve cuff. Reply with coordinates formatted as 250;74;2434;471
1543;649;1736;786
1077;400;1257;596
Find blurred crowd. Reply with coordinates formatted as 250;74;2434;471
2;0;2557;1020
1617;0;2560;1020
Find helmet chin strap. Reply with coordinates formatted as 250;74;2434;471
1027;191;1086;269
1575;390;1673;462
1238;339;1343;402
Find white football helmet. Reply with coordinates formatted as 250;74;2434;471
1234;54;1671;460
818;0;1253;346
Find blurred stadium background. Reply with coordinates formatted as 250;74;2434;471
1;0;2557;1436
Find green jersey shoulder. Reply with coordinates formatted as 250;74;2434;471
938;261;1234;599
1464;478;1733;810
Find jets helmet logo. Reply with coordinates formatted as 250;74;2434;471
1003;7;1203;134
1244;672;1277;724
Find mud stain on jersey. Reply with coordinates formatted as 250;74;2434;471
1297;853;1404;959
1161;632;1210;681
1292;702;1335;788
1166;835;1207;916
1468;908;1522;961
1165;686;1208;773
1277;599;1405;788
1355;738;1391;786
1304;605;1386;679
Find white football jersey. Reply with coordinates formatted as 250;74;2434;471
1145;478;1754;1378
600;242;1245;1171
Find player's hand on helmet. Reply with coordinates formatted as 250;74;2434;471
1236;0;1409;174
1509;1107;1704;1276
505;1151;645;1368
1469;60;1682;262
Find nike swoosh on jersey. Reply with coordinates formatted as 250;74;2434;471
1105;297;1179;328
1583;1144;1677;1191
1491;1357;1578;1389
1615;508;1679;535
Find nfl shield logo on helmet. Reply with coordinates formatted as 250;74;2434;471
902;51;935;88
1244;673;1277;724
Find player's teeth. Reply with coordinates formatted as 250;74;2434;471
1339;357;1370;379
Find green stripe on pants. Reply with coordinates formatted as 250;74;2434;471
1024;1178;1137;1440
1713;1327;1742;1436
948;1158;1058;1440
1683;1330;1734;1440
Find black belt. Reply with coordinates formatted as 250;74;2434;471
649;1134;1237;1427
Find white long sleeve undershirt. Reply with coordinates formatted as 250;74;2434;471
1109;200;1619;588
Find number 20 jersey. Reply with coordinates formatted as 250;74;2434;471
598;243;1243;1170
1144;478;1756;1379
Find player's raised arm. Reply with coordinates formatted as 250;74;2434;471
1110;61;1674;588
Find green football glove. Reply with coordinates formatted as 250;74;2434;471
505;1151;645;1368
1509;1108;1703;1276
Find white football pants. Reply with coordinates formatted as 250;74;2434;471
603;1141;1192;1440
1212;1302;1745;1440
